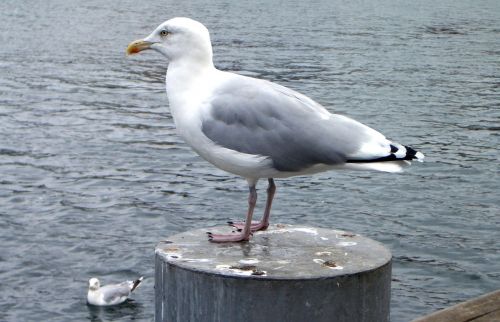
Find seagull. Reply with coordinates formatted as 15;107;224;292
126;17;424;243
87;276;143;306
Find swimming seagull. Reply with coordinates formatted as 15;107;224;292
126;17;424;242
87;277;143;306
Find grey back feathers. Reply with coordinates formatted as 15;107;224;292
101;283;134;303
202;75;381;172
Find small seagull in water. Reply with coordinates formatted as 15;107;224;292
87;276;143;306
126;18;424;243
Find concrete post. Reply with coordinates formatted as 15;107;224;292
155;224;391;322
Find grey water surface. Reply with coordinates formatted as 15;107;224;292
1;0;499;321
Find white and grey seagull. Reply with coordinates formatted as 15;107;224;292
87;276;143;306
126;17;424;242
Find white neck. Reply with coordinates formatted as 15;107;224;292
166;58;216;106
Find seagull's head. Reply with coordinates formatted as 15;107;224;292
88;278;100;291
127;17;213;65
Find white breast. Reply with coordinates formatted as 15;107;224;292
166;68;277;179
87;290;104;306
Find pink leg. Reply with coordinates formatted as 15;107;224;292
229;178;276;232
208;185;257;242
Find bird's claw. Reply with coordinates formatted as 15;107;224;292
206;230;252;242
228;220;269;232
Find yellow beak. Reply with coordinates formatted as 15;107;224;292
126;39;153;55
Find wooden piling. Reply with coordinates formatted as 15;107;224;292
412;289;500;322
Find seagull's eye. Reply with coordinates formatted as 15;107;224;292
160;30;169;37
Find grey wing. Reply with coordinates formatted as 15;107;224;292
101;284;131;303
201;75;383;172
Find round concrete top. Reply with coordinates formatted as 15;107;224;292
155;224;391;280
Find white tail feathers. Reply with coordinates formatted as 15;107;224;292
342;160;410;173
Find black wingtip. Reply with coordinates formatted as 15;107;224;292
347;145;423;163
131;277;143;292
404;145;418;160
